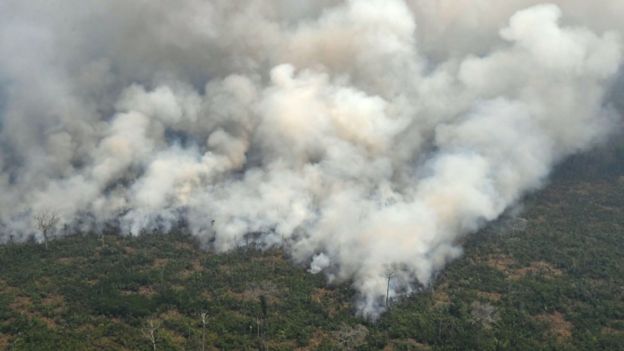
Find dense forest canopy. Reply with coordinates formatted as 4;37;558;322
0;0;623;318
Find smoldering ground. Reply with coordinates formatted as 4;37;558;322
0;0;622;317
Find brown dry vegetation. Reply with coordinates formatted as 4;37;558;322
295;329;329;351
484;254;517;272
477;291;502;302
510;260;563;280
9;295;33;314
0;334;12;350
484;255;562;281
432;290;451;308
535;312;573;342
228;281;283;304
383;339;432;351
0;152;623;350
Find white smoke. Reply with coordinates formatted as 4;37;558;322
0;0;622;317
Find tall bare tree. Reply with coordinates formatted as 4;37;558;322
385;270;396;308
34;210;59;250
143;319;160;351
200;312;208;351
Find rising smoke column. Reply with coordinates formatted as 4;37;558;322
0;0;622;316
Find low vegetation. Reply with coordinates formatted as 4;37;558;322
1;147;623;350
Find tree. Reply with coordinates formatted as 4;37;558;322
470;301;499;328
333;323;369;350
143;319;160;351
259;295;268;320
34;210;60;250
200;312;208;351
385;270;395;308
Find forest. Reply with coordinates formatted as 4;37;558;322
0;147;623;350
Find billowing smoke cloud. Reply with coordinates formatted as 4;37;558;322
0;0;622;317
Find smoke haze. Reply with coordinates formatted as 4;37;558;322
0;0;622;316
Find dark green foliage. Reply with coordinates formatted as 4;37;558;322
0;150;623;350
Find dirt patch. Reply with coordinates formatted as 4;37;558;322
535;312;573;342
432;290;450;308
602;327;624;335
180;259;205;279
171;285;186;292
511;261;562;280
9;295;59;329
42;294;64;306
9;295;33;313
311;287;349;317
138;286;157;297
310;287;345;317
120;285;156;297
42;294;66;314
484;256;563;281
229;281;283;304
295;329;328;351
477;291;502;302
384;339;431;351
311;288;331;304
200;290;215;301
0;334;12;350
152;258;169;268
252;252;284;264
173;242;194;251
57;257;76;264
484;255;517;273
267;340;298;350
160;309;184;321
39;316;58;329
58;256;86;264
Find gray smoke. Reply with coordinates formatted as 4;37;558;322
0;0;622;317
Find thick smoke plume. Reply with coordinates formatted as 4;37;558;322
0;0;622;316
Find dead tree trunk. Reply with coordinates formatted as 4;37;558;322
385;271;395;308
201;312;208;351
34;211;59;250
143;319;159;351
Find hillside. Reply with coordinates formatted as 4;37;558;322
1;149;623;350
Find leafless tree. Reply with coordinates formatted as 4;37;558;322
385;270;395;308
429;270;441;294
333;323;369;350
34;210;59;250
200;312;208;351
143;319;160;351
470;301;499;328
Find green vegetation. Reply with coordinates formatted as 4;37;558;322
1;148;623;350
